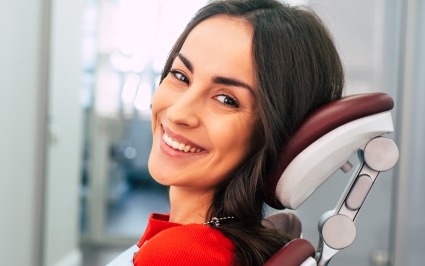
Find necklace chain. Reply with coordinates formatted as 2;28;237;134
203;216;235;227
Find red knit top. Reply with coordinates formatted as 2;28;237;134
133;213;235;266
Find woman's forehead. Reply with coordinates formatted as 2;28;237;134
179;15;255;89
189;15;253;46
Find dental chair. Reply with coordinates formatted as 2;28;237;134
262;92;399;266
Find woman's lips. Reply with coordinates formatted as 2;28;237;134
162;133;204;153
161;125;207;154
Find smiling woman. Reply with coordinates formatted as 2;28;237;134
149;16;258;201
107;0;344;265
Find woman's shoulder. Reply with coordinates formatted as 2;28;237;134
157;223;234;249
134;224;235;266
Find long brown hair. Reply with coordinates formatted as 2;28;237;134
159;0;344;264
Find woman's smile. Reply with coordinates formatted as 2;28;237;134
160;125;207;156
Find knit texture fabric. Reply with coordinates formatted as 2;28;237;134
133;213;235;266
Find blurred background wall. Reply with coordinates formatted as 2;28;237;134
1;0;83;265
1;0;49;265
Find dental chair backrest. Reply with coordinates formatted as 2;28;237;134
262;93;399;266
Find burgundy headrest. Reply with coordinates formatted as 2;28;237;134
265;93;394;209
263;238;315;266
261;212;302;239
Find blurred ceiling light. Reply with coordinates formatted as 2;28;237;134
110;52;131;72
121;73;140;105
130;52;149;73
134;80;152;111
116;0;159;56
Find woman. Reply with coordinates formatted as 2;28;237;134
108;0;344;265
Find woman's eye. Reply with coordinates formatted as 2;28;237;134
215;94;240;108
170;69;189;84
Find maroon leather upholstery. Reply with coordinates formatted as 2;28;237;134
261;212;302;240
263;238;316;266
266;93;394;209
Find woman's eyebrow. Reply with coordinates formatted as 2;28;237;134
175;52;254;95
213;76;255;95
175;53;193;72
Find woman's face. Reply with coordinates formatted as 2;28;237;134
149;15;258;192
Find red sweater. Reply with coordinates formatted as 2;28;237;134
133;213;235;265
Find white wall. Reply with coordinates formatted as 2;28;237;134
43;0;84;265
392;1;425;265
0;0;49;265
0;0;83;265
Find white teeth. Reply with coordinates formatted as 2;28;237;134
178;143;185;151
172;140;179;149
162;133;201;153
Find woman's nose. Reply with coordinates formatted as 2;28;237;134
166;88;202;128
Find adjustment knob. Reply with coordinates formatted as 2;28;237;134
364;137;399;172
321;214;356;250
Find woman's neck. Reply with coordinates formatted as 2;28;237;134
168;186;214;224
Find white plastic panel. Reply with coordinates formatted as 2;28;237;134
276;111;394;209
